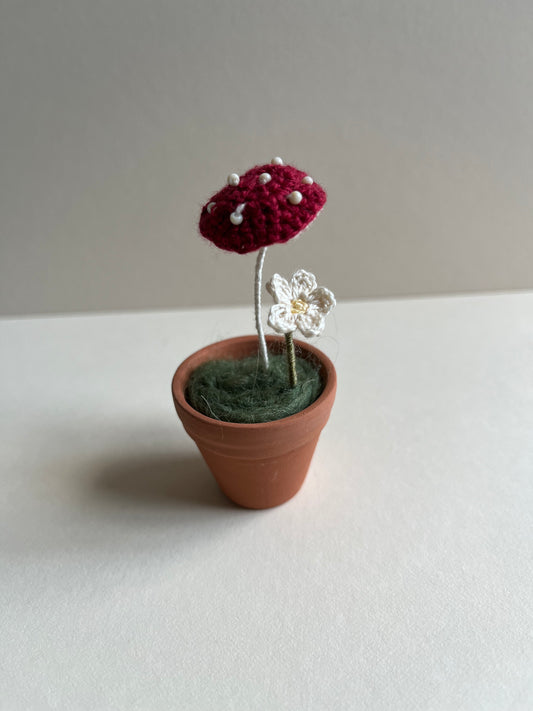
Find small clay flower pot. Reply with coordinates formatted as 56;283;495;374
171;335;337;509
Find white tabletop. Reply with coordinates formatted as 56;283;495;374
1;294;532;710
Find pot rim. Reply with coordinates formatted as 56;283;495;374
172;334;336;430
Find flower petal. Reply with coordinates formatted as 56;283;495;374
268;303;297;334
308;286;336;316
266;274;291;305
296;306;326;337
290;269;317;300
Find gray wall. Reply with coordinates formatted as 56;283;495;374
1;1;532;316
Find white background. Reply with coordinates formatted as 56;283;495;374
1;296;532;709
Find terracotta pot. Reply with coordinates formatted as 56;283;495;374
171;335;337;509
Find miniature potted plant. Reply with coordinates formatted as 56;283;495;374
172;158;337;509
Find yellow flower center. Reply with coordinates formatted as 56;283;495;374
291;298;309;315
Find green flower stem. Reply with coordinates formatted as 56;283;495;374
284;332;297;388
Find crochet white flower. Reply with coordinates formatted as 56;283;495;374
266;269;336;337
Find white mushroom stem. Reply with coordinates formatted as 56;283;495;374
255;247;269;370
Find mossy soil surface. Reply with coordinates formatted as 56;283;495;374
186;353;323;423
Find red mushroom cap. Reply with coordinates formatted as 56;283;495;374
199;160;327;254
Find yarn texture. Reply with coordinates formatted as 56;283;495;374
186;354;323;423
199;163;327;254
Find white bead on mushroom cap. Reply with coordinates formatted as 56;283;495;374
271;157;283;165
207;202;216;213
230;202;246;225
302;176;313;185
258;173;271;184
288;191;303;205
227;173;240;186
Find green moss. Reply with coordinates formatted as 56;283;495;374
186;353;323;423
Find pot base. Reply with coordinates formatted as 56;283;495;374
198;436;319;509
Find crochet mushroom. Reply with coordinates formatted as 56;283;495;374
199;157;327;368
